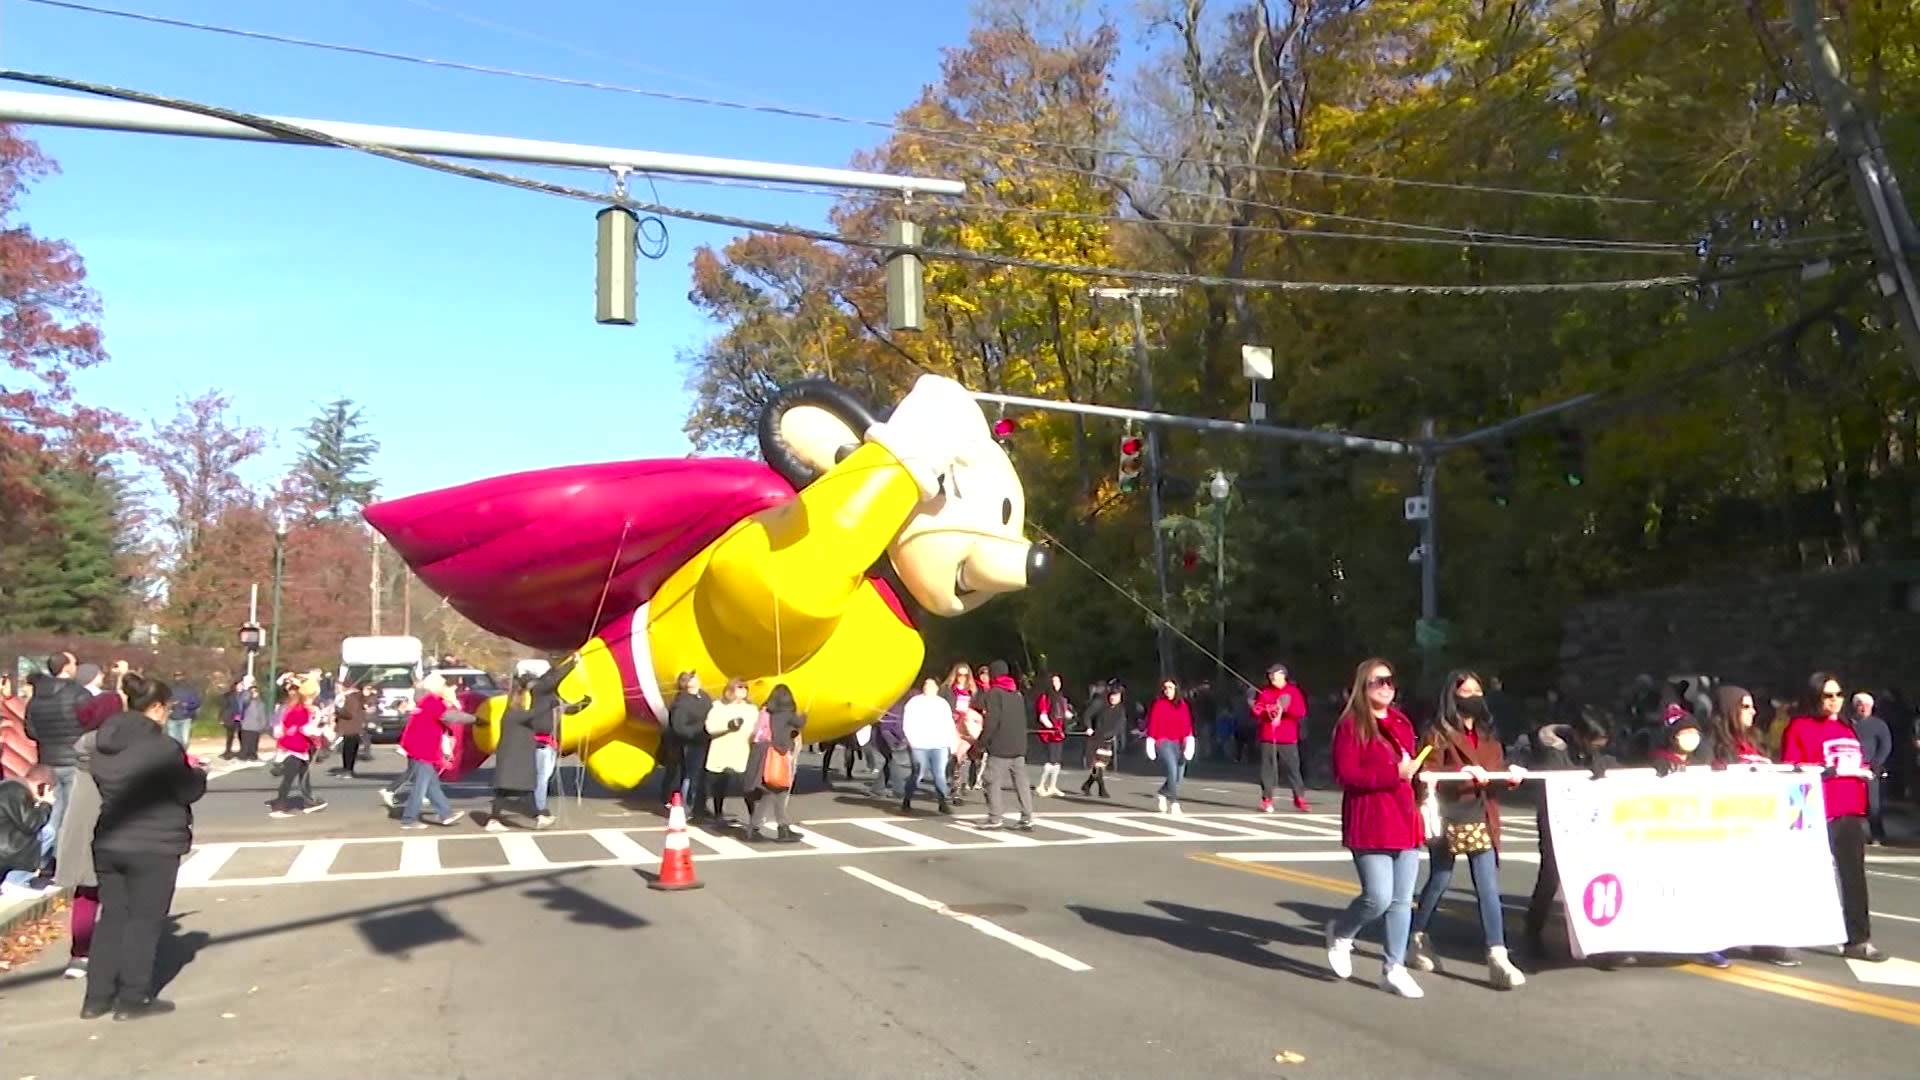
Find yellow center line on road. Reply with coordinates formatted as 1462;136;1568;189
1187;852;1920;1028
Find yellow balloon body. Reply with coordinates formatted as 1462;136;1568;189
551;441;929;790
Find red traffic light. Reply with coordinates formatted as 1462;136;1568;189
1120;436;1143;455
992;417;1018;439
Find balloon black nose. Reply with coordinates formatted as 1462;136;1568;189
1025;542;1053;584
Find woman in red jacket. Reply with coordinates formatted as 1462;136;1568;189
1252;663;1309;813
1324;657;1426;999
1143;678;1195;815
1780;671;1886;963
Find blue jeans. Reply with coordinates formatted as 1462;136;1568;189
1332;849;1422;969
1411;844;1505;947
165;717;191;749
400;758;452;823
908;747;951;802
45;765;75;862
1154;739;1186;799
532;745;557;814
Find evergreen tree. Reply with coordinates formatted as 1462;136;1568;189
0;459;136;635
292;398;380;519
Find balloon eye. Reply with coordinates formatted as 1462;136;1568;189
1001;498;1013;525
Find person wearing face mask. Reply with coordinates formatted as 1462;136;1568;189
1325;658;1425;998
83;673;207;1021
1781;671;1886;962
1406;671;1528;990
1143;677;1196;815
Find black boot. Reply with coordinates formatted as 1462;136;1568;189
775;826;802;844
900;795;913;814
937;799;953;815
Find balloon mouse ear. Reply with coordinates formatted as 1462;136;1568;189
757;378;880;489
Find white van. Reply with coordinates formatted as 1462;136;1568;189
339;636;425;742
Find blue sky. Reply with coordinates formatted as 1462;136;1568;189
5;0;977;499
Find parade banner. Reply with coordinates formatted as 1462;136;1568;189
1543;769;1846;958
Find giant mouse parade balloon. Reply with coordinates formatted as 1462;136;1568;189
362;374;1050;788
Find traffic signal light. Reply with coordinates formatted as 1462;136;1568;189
1481;441;1515;505
1118;434;1144;492
992;416;1018;447
1554;424;1586;487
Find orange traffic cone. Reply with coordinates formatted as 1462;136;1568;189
650;792;704;891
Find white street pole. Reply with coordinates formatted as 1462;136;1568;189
0;90;966;196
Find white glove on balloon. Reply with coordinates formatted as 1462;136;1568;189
863;375;990;501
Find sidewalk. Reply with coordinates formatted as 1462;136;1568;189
0;883;64;940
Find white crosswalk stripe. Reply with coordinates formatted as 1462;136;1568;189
172;811;1367;889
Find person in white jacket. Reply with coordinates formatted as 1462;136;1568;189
901;679;955;815
703;678;757;823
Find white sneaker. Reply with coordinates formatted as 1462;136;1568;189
1488;946;1527;989
1168;801;1182;815
533;814;555;830
437;810;468;827
379;788;399;809
1380;964;1425;999
484;818;510;833
1325;922;1355;980
1156;794;1169;814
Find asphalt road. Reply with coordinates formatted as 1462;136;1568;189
4;749;1919;1079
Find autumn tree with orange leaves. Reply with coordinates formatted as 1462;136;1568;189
678;0;1920;691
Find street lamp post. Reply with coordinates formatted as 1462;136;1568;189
1208;470;1231;691
265;509;288;715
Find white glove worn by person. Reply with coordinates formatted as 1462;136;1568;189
1182;736;1196;761
1144;739;1157;761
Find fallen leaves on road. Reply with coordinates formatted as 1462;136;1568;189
0;898;69;971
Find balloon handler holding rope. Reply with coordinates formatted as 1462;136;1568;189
363;374;1050;788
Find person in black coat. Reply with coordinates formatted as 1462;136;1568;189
1522;711;1618;954
490;668;587;831
84;673;206;1022
664;672;713;815
1079;681;1128;798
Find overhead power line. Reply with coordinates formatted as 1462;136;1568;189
28;0;1686;220
0;70;1800;297
621;171;1867;261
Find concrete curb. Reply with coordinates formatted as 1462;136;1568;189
0;886;67;938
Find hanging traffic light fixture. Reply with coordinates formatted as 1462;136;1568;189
1481;440;1516;505
1118;431;1144;492
1554;424;1587;487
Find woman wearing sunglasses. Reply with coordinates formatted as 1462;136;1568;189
1780;671;1886;963
1325;658;1426;998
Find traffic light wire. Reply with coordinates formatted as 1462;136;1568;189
1026;519;1257;694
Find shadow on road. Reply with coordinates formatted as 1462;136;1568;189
1068;900;1335;981
153;917;211;994
522;880;648;930
0;867;622;998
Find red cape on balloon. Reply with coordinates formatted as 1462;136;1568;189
363;457;799;651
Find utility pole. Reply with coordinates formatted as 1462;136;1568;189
244;583;259;683
1417;418;1440;629
370;532;382;636
1092;287;1180;677
1790;0;1920;372
402;573;412;637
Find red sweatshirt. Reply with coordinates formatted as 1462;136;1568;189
1780;715;1869;819
1034;689;1070;744
277;703;315;757
1253;685;1307;744
1143;697;1193;742
1331;708;1423;851
399;696;452;769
